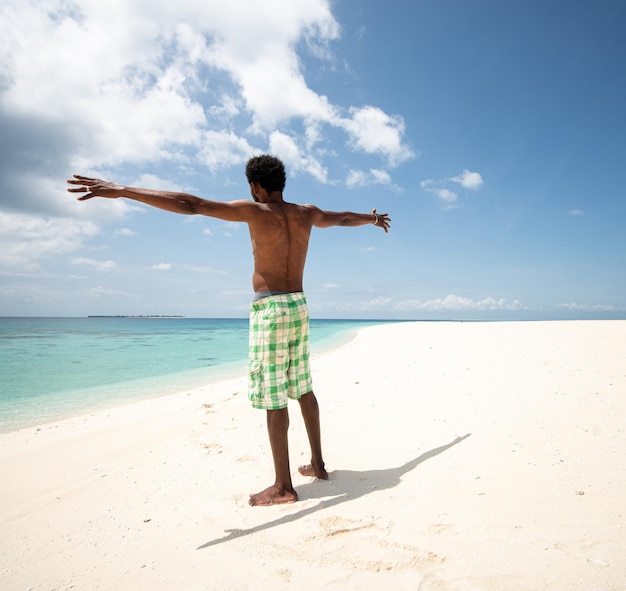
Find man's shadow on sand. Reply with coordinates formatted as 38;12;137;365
197;433;470;550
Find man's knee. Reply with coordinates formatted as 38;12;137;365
297;391;316;408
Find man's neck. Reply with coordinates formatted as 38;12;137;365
262;191;284;204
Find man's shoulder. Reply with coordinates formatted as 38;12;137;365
289;202;322;221
291;202;320;214
226;199;267;216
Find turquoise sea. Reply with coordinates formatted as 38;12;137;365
0;317;387;433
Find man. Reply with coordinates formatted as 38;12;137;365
67;155;391;506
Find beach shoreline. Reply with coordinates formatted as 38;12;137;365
1;320;624;590
0;317;379;434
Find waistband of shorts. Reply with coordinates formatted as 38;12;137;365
252;290;291;302
251;291;306;306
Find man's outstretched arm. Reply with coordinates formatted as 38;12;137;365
67;174;256;222
308;205;391;233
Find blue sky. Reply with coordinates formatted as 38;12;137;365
1;0;624;319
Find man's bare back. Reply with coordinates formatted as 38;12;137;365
246;199;313;293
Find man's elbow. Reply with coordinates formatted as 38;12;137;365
337;214;353;227
175;197;200;214
339;217;358;227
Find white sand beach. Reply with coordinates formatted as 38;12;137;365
1;320;624;590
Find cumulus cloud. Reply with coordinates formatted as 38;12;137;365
434;189;458;203
114;228;136;237
197;131;257;172
0;211;99;272
367;294;525;312
346;168;398;189
395;295;524;312
557;302;623;312
151;263;173;270
339;106;414;167
352;294;524;313
268;131;329;183
315;294;525;314
72;257;117;271
421;169;483;206
1;0;415;314
449;169;483;190
1;0;413;216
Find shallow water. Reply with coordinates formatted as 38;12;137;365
0;317;386;432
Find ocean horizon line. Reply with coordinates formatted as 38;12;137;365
1;315;624;322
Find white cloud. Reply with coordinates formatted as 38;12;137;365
198;0;341;131
396;295;524;312
339;106;414;167
422;169;483;206
325;294;525;313
90;286;134;297
569;209;584;216
557;302;623;312
435;189;458;203
1;0;414;224
450;169;483;190
268;131;329;183
208;94;243;122
356;296;393;310
0;211;99;271
132;174;188;192
72;257;117;271
114;228;136;237
346;168;397;189
346;169;365;187
151;263;173;270
197;131;257;172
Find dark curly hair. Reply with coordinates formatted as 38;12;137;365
245;155;286;193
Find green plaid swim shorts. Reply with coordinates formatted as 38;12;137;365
248;292;313;410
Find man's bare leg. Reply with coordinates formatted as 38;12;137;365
249;407;298;506
297;391;329;479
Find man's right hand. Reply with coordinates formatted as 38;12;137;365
67;175;124;200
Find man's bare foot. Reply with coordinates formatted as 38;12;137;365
298;464;329;480
248;485;298;507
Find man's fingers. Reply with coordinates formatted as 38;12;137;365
67;176;95;200
67;187;93;197
67;173;98;200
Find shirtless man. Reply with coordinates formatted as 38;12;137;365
67;155;391;506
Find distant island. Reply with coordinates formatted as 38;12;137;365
87;315;186;318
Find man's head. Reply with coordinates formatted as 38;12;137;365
245;155;286;194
